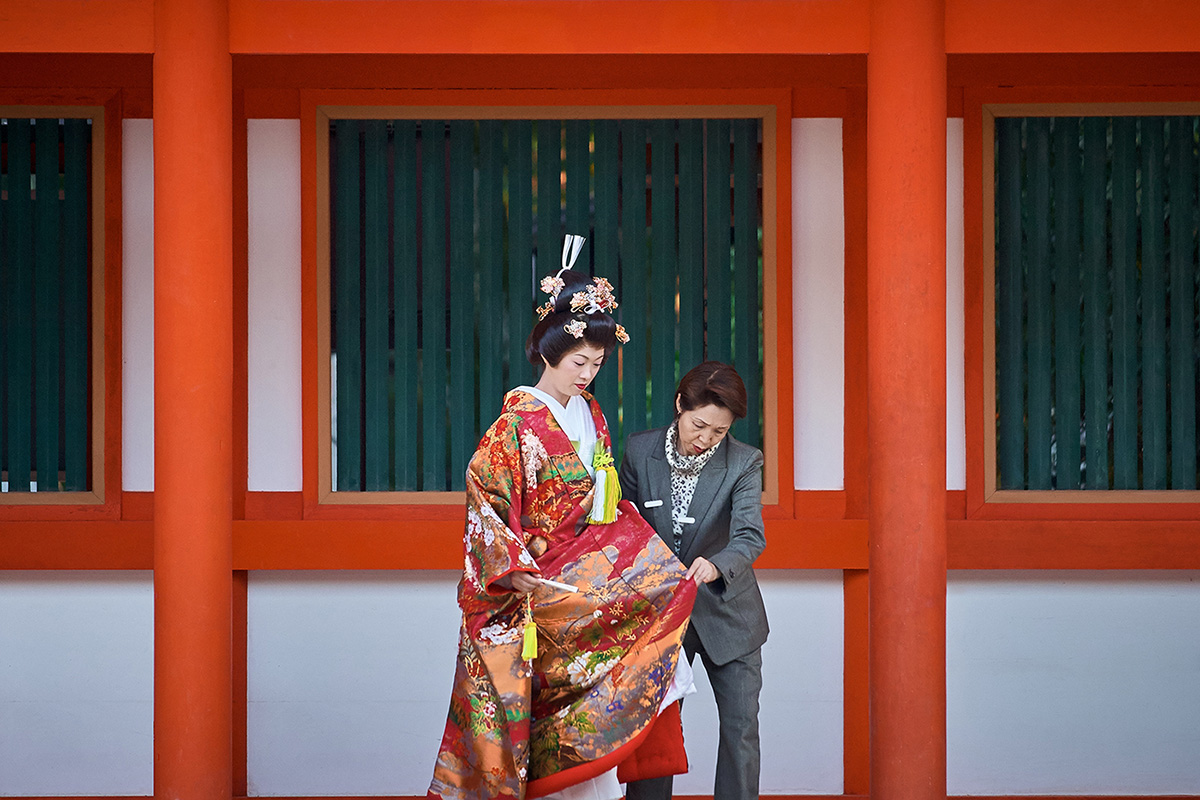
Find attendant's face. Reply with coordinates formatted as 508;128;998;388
674;399;735;455
541;344;606;402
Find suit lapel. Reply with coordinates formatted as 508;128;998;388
679;441;728;563
644;430;675;538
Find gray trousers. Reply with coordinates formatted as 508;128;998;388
625;627;763;800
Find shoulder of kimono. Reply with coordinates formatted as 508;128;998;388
502;388;549;416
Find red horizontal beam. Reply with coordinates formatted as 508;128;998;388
3;1;1200;60
3;507;1198;570
0;522;153;569
946;0;1200;53
229;0;870;56
948;519;1200;569
0;1;154;54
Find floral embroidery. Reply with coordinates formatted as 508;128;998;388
477;622;522;645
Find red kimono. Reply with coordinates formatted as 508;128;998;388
428;390;696;800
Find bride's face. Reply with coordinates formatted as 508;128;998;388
539;344;606;404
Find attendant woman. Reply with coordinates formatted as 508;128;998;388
620;362;768;800
428;238;696;800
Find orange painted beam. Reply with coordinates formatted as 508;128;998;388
2;517;1197;570
5;1;1200;61
152;0;234;797
234;520;464;570
758;520;869;569
229;0;869;56
946;0;1200;54
0;0;154;54
0;522;153;569
234;54;866;94
866;2;947;800
948;520;1200;569
230;518;867;570
842;87;870;521
949;53;1200;89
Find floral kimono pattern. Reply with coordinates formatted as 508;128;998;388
428;390;696;800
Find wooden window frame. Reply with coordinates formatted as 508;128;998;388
966;88;1200;520
300;88;791;520
0;96;121;520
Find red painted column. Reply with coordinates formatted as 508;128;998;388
153;0;233;797
866;1;947;799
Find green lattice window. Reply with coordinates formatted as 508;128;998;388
326;115;765;493
993;114;1199;491
1;117;93;494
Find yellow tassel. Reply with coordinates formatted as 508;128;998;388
521;597;537;660
590;449;621;524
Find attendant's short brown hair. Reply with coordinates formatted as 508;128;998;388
675;361;748;420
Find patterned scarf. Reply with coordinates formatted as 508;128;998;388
665;420;721;554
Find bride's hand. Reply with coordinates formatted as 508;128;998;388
510;571;543;594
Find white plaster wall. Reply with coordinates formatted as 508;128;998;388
245;571;844;796
0;572;153;796
946;118;966;491
947;570;1200;794
792;118;967;491
246;571;464;796
792;119;845;491
123;119;155;491
247;120;304;491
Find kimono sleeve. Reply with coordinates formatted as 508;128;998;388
462;412;541;600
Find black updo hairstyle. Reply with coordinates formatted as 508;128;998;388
525;269;619;370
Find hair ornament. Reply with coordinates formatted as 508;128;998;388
533;233;631;344
564;279;619;315
561;234;586;274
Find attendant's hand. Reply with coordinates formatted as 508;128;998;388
685;556;721;584
510;571;543;594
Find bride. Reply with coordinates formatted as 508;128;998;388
428;237;695;800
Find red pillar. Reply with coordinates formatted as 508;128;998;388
153;0;233;797
866;1;947;799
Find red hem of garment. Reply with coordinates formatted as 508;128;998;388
525;718;656;800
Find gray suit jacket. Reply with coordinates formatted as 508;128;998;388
619;427;769;665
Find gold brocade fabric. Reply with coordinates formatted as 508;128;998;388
428;391;695;800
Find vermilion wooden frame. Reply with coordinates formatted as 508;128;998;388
0;93;123;521
964;86;1200;522
300;88;793;516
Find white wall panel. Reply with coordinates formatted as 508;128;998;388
122;119;155;491
946;119;966;491
247;571;463;796
947;570;1200;794
792;119;845;490
247;571;843;795
247;120;304;491
0;572;153;795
